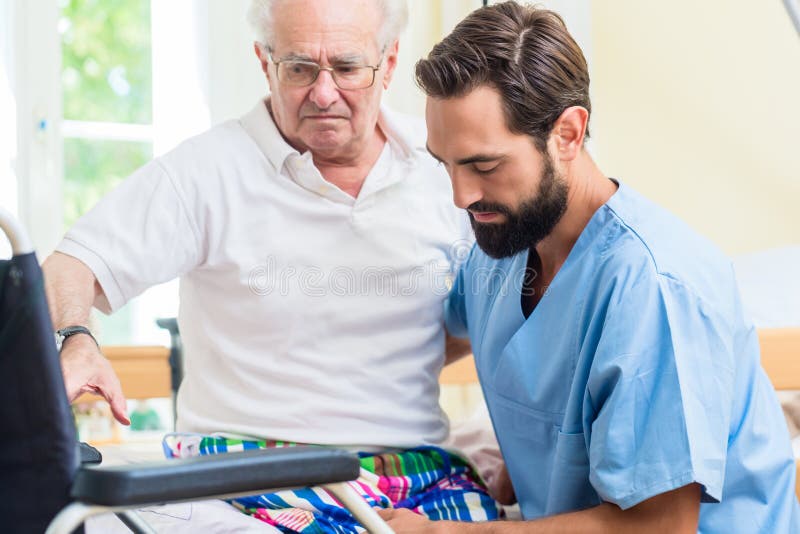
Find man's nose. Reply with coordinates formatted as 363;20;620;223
308;69;340;109
451;168;483;210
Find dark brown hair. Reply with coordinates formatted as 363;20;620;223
415;1;590;150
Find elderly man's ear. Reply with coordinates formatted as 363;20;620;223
254;42;269;75
382;40;400;89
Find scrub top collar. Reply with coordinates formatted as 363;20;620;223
510;177;625;320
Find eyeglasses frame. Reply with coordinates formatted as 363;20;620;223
264;47;386;90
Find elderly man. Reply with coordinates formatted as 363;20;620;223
44;0;500;531
381;2;800;533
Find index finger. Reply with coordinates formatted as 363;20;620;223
89;378;130;426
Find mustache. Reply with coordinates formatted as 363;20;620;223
466;201;512;217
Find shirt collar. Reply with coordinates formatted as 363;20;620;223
239;98;299;173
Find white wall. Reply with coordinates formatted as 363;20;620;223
591;0;800;255
383;1;448;116
204;0;267;125
151;0;212;154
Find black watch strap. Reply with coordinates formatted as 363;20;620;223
55;325;99;352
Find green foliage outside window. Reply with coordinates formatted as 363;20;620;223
60;0;153;231
60;0;152;124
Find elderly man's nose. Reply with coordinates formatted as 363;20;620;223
309;70;340;109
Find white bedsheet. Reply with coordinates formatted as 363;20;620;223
84;442;278;533
86;499;279;533
733;246;800;328
734;246;800;459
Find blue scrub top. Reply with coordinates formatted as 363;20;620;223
446;181;799;532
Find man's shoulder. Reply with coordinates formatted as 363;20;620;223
168;120;253;159
154;119;261;179
600;183;735;304
606;185;726;264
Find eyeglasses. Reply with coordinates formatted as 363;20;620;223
268;50;384;90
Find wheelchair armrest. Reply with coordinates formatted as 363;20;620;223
78;441;102;465
71;446;360;507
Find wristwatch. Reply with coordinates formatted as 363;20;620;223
55;325;99;352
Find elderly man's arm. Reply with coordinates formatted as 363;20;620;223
380;483;701;534
42;251;129;424
444;333;472;365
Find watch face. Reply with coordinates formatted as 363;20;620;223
54;326;96;351
59;326;82;337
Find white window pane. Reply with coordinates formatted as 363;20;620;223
63;137;152;229
0;0;17;258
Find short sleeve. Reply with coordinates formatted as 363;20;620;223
56;160;201;313
586;268;735;509
444;251;472;339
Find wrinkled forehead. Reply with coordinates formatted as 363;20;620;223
271;0;382;61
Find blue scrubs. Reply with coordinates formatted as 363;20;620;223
446;182;799;531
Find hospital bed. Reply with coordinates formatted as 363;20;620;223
759;328;800;500
0;208;394;534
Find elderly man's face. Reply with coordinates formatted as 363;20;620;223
257;0;397;160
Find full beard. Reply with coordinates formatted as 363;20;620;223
469;153;569;260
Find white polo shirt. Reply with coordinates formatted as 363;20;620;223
58;100;472;448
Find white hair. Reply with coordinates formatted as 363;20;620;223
247;0;408;50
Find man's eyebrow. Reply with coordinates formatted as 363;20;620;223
455;154;504;165
275;52;313;62
426;145;505;166
275;52;367;65
329;53;367;65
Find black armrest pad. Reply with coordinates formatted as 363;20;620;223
72;446;360;506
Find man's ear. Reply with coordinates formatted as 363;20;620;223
254;42;271;73
552;106;589;161
253;42;274;89
382;39;400;89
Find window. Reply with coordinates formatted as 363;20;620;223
59;0;158;344
9;0;249;441
60;0;154;230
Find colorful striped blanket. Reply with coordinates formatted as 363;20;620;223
163;435;501;533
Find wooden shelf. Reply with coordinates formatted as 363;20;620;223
74;345;171;403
